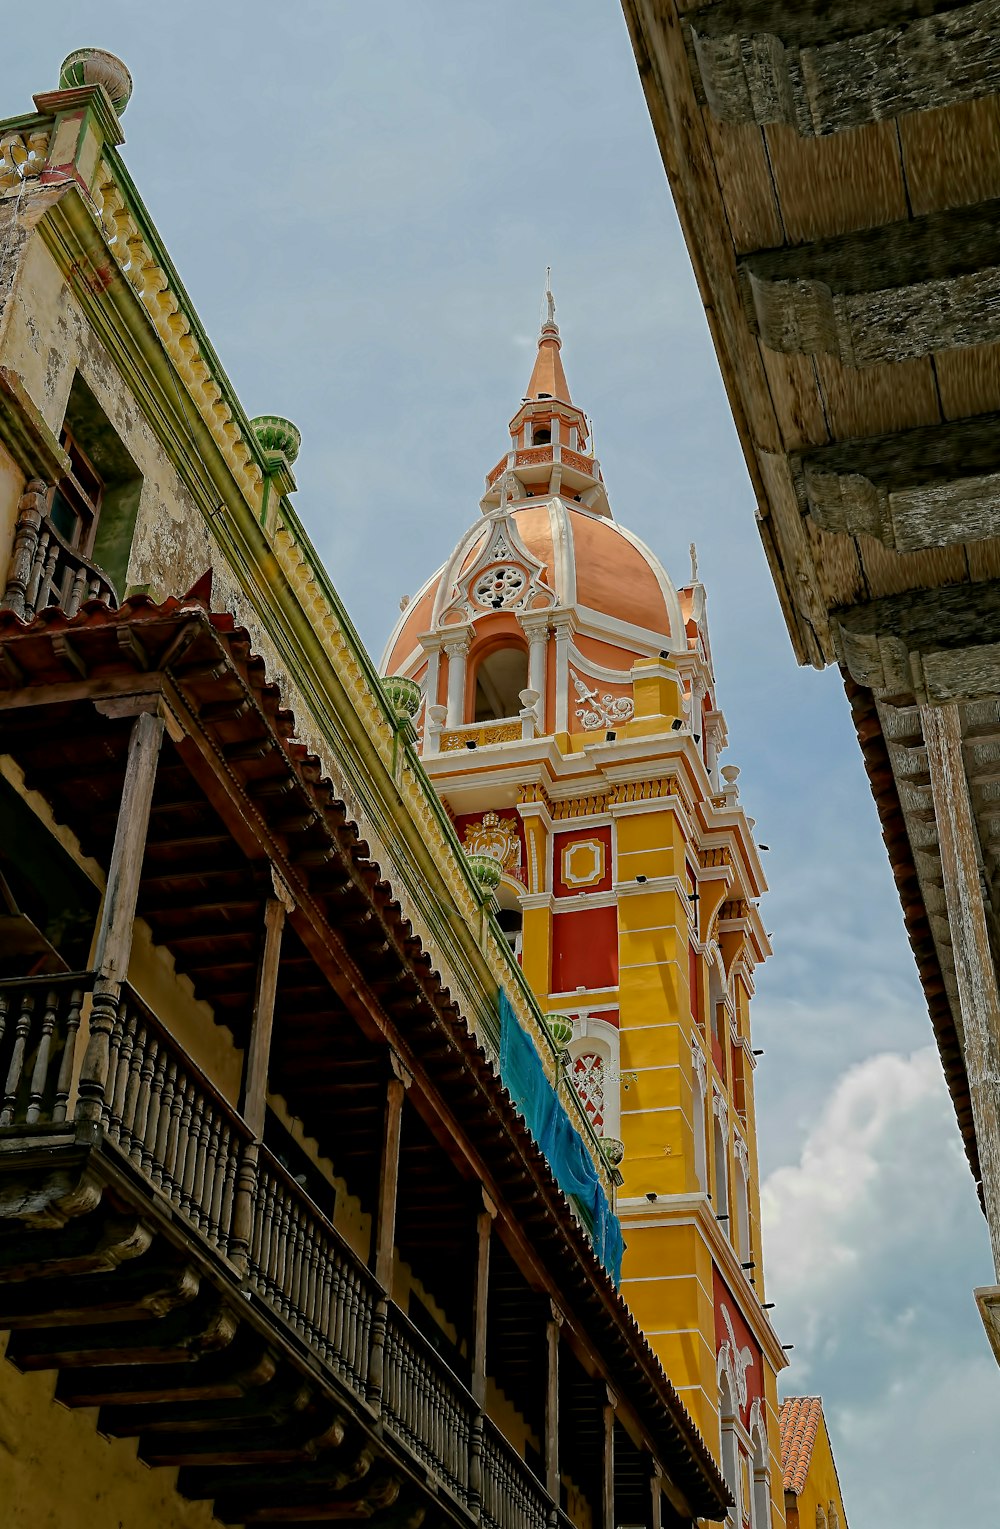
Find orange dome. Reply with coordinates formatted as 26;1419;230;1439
382;498;685;676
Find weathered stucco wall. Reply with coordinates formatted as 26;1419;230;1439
0;1338;228;1528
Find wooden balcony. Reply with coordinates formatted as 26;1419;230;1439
0;592;729;1528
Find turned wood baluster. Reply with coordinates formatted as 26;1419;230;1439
2;479;48;618
34;536;60;612
305;1219;320;1338
101;1005;127;1129
191;1094;211;1230
142;1047;168;1178
108;1011;138;1146
200;1115;221;1237
118;1014;145;1153
51;987;84;1124
0;992;33;1125
218;1131;239;1253
283;1197;301;1324
274;1187;293;1316
0;990;9;1056
129;1035;157;1166
247;1163;268;1282
330;1258;347;1377
65;564;88;618
178;1081;199;1214
265;1175;284;1301
317;1243;334;1362
206;1121;226;1245
293;1207;311;1332
163;1064;185;1200
24;988;59;1124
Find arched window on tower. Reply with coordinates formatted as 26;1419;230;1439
713;1101;730;1234
719;1366;741;1528
692;1045;708;1193
735;1144;751;1264
473;644;529;721
750;1411;770;1529
495;879;523;961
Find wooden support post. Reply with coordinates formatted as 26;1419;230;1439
544;1300;563;1504
367;1054;411;1410
648;1458;663;1529
923;701;1000;1276
599;1384;617;1529
241;885;289;1136
468;1192;496;1518
76;709;164;1127
231;876;291;1268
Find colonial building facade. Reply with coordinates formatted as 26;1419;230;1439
383;297;787;1527
619;0;1000;1359
0;49;730;1529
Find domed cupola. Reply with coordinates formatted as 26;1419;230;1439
382;285;693;752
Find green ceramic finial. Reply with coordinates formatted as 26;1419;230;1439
59;49;134;117
251;416;302;466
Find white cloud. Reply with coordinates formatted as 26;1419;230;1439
762;1050;998;1525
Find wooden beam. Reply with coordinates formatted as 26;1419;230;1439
922;700;1000;1276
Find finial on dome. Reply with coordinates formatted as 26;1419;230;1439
59;48;133;116
690;542;700;583
544;267;556;330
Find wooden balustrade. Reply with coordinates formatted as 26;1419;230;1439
246;1145;377;1399
481;1417;550;1529
0;975;89;1129
382;1303;472;1505
101;983;249;1255
0;974;564;1528
2;496;118;620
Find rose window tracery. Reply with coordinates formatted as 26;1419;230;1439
572;1053;606;1133
473;564;527;610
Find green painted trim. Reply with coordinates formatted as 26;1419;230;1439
20;176;610;1190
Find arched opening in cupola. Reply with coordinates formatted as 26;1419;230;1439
532;424;551;446
473;643;529;722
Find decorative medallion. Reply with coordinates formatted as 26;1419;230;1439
561;838;605;889
473;564;527;610
570;669;634;730
462;810;522;879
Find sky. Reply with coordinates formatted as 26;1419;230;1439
6;5;998;1523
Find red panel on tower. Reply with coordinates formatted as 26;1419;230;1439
551;905;618;992
553;826;613;897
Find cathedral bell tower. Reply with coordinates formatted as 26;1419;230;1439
382;288;788;1529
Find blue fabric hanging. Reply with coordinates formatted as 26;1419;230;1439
498;989;623;1283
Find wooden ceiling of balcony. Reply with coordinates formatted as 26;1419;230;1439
0;592;729;1516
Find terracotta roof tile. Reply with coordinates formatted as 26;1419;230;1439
778;1396;824;1496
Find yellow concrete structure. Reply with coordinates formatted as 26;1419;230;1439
778;1398;849;1529
384;288;789;1526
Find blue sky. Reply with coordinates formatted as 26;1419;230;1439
6;5;998;1522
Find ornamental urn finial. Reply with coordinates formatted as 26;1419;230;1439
59;49;133;116
251;416;302;467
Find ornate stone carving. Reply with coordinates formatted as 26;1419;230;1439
571;1052;606;1134
719;1303;754;1410
462;810;522;879
570;669;635;730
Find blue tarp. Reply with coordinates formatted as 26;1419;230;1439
498;990;624;1284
